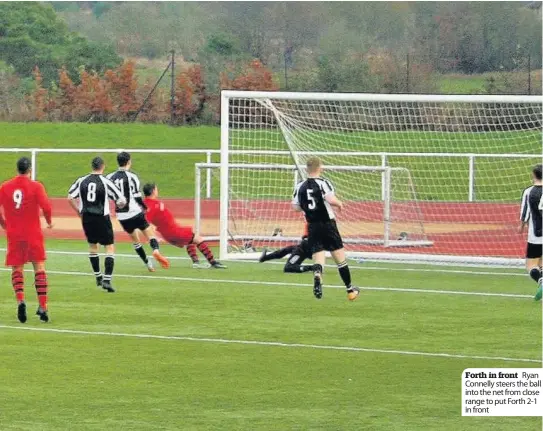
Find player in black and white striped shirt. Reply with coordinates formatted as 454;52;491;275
107;152;169;272
292;157;359;301
68;157;126;293
519;164;543;301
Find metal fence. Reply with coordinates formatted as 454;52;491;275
0;148;540;202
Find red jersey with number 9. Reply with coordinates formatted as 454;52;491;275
0;175;52;240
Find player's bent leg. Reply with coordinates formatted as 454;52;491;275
330;248;360;302
186;243;202;268
32;261;49;322
526;258;543;301
192;234;227;269
88;243;103;287
283;262;316;273
101;244;116;293
142;225;169;268
130;230;154;272
11;266;26;323
261;245;297;263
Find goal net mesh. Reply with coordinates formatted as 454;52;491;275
223;94;542;266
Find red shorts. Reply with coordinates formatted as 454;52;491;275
5;236;46;267
161;227;194;248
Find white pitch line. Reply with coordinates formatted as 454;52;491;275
0;325;539;364
0;248;526;277
0;268;532;298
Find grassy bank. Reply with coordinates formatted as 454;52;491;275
0;123;540;201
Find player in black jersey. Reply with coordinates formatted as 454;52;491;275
292;157;359;301
107;152;169;272
68;157;126;292
519;164;543;301
259;228;319;273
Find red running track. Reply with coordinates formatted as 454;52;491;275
0;198;525;259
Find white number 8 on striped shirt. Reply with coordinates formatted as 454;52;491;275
87;183;97;202
13;189;23;209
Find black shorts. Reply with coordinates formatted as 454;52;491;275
307;220;343;254
119;213;150;235
526;242;542;259
286;240;311;266
82;214;114;246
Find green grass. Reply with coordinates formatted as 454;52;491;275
0;238;541;430
0;123;540;201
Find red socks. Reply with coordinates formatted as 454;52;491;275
35;271;48;311
197;241;215;264
186;243;199;263
11;270;24;303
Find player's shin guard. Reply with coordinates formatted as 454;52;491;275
186;243;199;263
149;238;159;251
34;271;48;311
529;267;542;283
337;260;352;289
104;255;114;282
133;243;148;264
197;241;215;264
11;270;24;303
89;253;102;282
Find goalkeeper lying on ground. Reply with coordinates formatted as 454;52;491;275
258;228;319;273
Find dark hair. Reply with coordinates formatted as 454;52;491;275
91;156;105;171
17;157;31;174
533;164;542;181
117;151;131;167
143;183;156;197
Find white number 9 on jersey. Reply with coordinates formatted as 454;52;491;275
13;189;23;209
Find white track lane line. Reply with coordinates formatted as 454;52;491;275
0;248;525;277
0;268;532;298
0;325;539;364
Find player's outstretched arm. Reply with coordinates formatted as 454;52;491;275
0;188;5;229
36;183;53;228
325;193;343;211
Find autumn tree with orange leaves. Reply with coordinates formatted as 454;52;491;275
30;67;48;121
173;64;207;125
220;59;278;91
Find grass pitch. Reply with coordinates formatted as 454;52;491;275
0;238;541;430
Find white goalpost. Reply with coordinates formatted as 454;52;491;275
219;91;543;267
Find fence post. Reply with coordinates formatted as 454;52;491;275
31;149;37;180
468;155;475;202
381;153;387;201
206;151;212;198
194;165;201;236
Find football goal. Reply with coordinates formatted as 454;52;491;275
219;91;542;267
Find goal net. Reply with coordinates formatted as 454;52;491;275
219;91;542;267
197;162;431;247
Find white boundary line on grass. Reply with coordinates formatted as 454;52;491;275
0;325;539;364
0;248;525;278
0;268;532;299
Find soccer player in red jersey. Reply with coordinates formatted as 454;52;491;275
142;183;227;269
0;157;53;323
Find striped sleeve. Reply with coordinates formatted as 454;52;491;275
130;172;142;198
320;178;335;196
520;187;531;222
68;177;81;198
104;177;124;202
292;181;303;206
